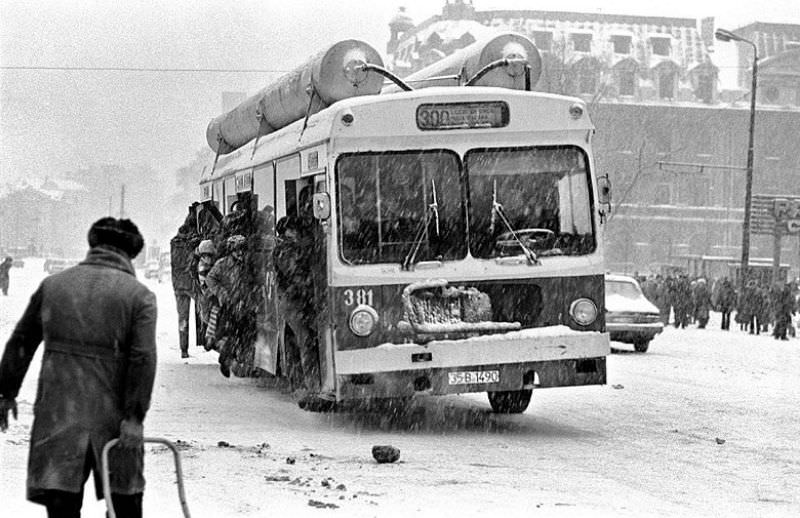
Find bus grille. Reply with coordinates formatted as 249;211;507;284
399;279;521;335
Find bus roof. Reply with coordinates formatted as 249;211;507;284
202;87;594;183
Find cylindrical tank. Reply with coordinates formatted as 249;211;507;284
396;33;541;91
207;40;384;154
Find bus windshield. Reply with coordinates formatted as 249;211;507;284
336;150;466;265
467;146;596;259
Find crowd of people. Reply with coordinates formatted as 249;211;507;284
637;273;799;340
169;189;323;405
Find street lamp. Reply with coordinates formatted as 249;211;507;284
715;28;758;296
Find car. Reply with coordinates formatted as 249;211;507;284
144;260;160;279
605;274;664;352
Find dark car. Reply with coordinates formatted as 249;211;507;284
605;274;664;352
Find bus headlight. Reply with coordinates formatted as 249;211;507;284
349;305;379;337
570;298;598;326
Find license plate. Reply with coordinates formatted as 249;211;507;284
448;370;500;385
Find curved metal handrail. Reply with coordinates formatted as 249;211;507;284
102;437;191;518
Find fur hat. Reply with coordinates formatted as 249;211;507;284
87;217;145;258
197;239;216;255
226;234;246;252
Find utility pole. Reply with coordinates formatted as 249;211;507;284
715;28;758;295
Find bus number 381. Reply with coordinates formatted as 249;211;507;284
343;289;374;307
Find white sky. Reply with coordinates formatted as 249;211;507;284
1;0;798;184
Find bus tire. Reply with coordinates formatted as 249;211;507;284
634;339;650;353
487;389;532;414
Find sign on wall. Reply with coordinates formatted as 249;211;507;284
752;194;800;235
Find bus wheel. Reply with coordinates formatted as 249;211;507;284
634;339;650;353
487;389;532;414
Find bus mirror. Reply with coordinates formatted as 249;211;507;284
313;192;331;220
598;175;611;205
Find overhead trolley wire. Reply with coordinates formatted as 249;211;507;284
0;65;288;73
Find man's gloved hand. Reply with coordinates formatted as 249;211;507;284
119;418;144;449
0;398;18;432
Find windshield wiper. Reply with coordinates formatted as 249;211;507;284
402;178;440;271
492;182;540;266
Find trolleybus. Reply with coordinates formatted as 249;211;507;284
195;36;610;413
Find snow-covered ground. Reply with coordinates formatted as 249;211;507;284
1;259;799;517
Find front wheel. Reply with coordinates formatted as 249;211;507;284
487;389;532;414
634;339;650;353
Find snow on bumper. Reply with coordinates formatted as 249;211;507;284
335;325;610;375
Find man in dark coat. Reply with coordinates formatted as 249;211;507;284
205;234;255;377
0;217;157;518
693;278;712;328
772;283;795;340
170;217;201;357
0;256;12;295
715;277;737;330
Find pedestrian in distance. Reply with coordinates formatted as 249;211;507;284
693;278;712;329
170;216;202;358
0;256;12;295
715;277;736;330
0;217;157;518
772;283;795;340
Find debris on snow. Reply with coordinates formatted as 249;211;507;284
372;445;401;463
715;438;726;445
612;384;625;389
308;499;339;509
217;440;231;448
264;475;292;482
286;456;296;465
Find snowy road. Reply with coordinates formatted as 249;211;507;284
1;260;799;517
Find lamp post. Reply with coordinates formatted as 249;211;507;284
715;28;758;296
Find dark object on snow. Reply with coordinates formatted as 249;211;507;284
715;437;726;445
217;441;231;448
286;456;296;465
371;445;401;463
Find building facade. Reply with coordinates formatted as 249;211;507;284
387;2;800;276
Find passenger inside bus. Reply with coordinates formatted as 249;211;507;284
274;185;322;405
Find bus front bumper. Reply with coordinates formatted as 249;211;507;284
335;326;609;399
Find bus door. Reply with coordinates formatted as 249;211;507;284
310;174;334;395
252;163;279;374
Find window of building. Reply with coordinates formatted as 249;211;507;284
763;85;780;104
578;69;597;94
653;183;672;205
571;33;592;52
658;70;676;100
695;74;713;104
612;35;632;54
618;69;636;96
533;31;553;52
651;37;671;56
690;179;709;207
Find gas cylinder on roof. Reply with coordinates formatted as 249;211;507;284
206;40;385;155
393;33;541;91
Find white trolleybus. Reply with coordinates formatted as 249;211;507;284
197;35;610;413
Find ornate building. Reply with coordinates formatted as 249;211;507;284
388;1;720;105
386;2;800;276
